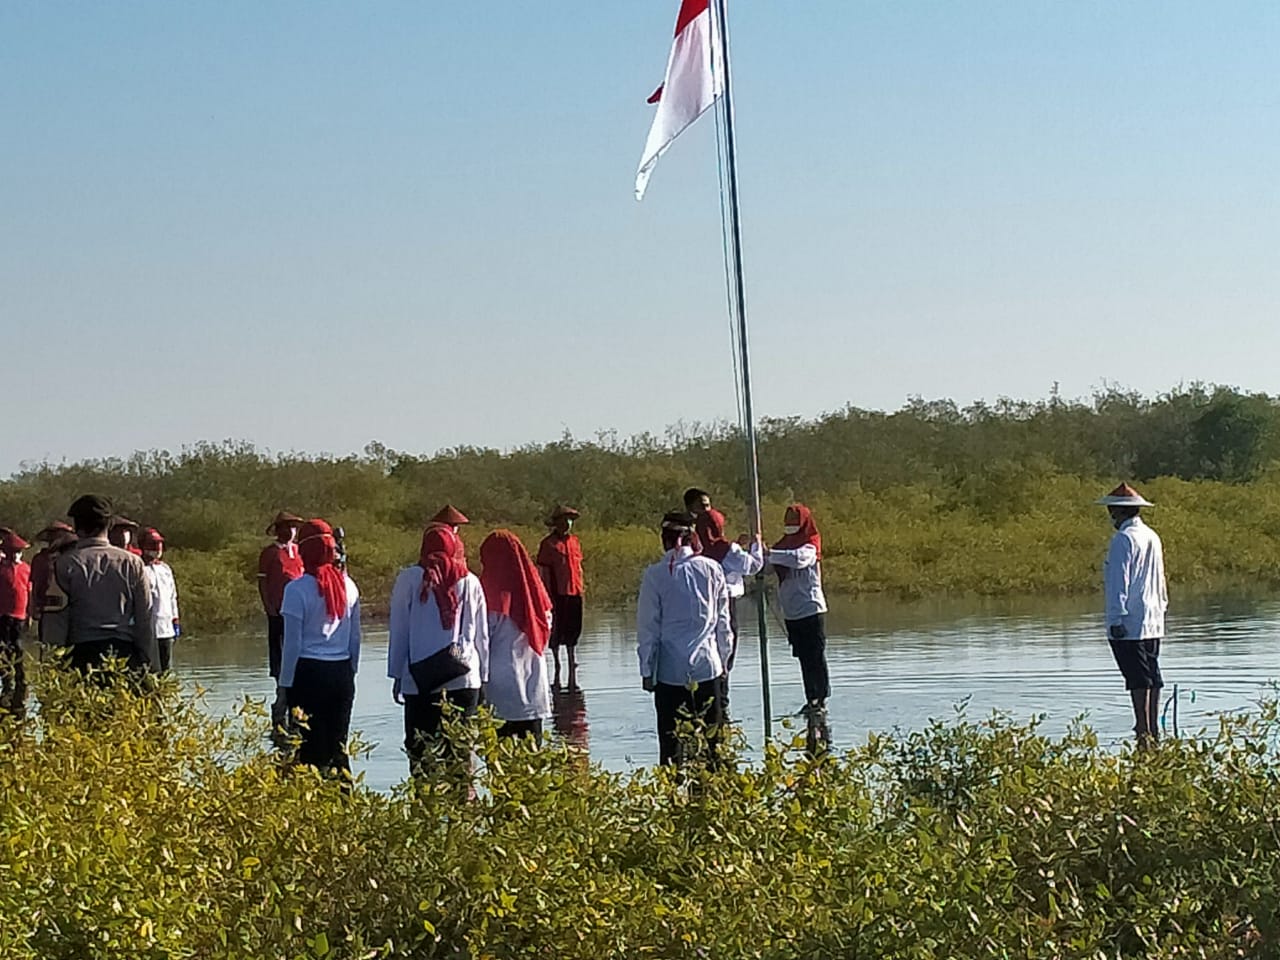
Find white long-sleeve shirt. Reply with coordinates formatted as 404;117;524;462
485;612;553;722
636;547;732;687
145;561;180;640
1104;517;1167;640
279;573;361;688
719;541;764;599
767;544;828;620
387;566;489;696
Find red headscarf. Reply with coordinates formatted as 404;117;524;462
298;520;347;620
480;530;553;656
420;525;468;630
772;504;822;582
696;508;732;563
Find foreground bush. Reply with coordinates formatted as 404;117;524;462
1;667;1278;958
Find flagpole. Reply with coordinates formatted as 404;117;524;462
711;0;772;740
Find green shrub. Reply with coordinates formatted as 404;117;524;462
1;666;1278;958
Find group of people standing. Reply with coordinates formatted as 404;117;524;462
0;496;182;713
256;504;587;776
0;478;1168;771
636;489;832;765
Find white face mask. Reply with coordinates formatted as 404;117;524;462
783;525;801;535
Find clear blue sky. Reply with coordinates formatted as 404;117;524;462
3;1;1277;475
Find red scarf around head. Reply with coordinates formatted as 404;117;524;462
696;508;732;563
298;520;347;621
480;530;553;656
420;526;467;630
772;504;822;582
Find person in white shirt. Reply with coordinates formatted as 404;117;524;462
767;503;830;716
637;511;732;766
139;527;180;673
693;508;763;716
387;524;489;775
279;519;361;778
1097;483;1168;744
479;530;554;740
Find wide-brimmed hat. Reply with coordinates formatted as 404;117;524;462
1;532;29;551
110;515;139;530
430;504;470;526
547;504;581;524
36;521;75;541
1096;483;1154;507
265;511;305;535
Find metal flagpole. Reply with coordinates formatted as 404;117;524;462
711;0;772;740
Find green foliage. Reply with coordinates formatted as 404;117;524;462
8;386;1280;629
2;666;1279;958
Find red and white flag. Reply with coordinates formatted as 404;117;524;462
635;0;724;200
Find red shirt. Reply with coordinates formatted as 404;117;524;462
536;533;584;597
258;542;304;616
0;560;31;620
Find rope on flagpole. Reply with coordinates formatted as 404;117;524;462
709;0;773;743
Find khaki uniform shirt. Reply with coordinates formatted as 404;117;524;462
43;536;158;670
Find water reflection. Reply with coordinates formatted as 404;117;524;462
176;592;1280;793
551;683;588;752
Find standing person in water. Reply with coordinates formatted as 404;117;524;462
1097;483;1168;745
139;528;180;673
108;516;142;556
768;504;830;718
684;487;727;554
0;532;31;715
278;519;362;777
387;524;489;775
429;505;471;563
258;511;305;734
696;510;763;717
28;522;75;643
480;530;554;740
537;505;584;689
636;511;732;767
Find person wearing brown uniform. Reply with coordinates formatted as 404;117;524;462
42;495;158;675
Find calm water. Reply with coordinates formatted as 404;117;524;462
175;593;1280;793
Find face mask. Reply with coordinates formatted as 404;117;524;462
564;519;574;532
783;525;801;535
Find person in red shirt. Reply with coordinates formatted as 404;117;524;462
536;505;584;689
258;510;305;733
0;532;32;717
27;522;75;638
684;487;728;555
108;516;144;556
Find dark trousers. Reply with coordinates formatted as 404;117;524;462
266;615;285;678
65;638;148;676
785;614;831;704
551;595;584;648
286;658;355;775
157;637;173;674
0;617;27;717
403;687;480;774
654;679;725;767
723;597;742;718
499;718;543;741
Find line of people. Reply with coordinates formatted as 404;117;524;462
256;504;588;776
0;497;182;715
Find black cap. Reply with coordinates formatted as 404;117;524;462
67;494;114;528
661;510;695;533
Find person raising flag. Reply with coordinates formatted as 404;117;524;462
767;504;830;718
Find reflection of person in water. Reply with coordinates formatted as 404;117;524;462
551;682;588;752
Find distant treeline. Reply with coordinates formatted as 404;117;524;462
4;383;1280;626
